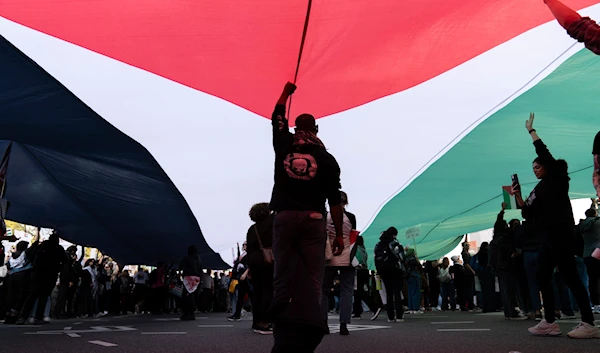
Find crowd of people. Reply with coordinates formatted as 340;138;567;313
0;232;242;325
3;2;600;353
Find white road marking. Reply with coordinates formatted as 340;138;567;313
431;321;475;325
10;325;46;328
89;340;118;347
327;324;391;333
111;326;138;331
153;317;207;321
64;327;72;330
197;325;234;328
25;326;137;335
437;329;491;332
142;332;187;335
408;315;449;319
476;312;504;316
67;333;81;338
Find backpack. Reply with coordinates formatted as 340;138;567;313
470;254;482;274
31;242;55;270
405;254;418;271
120;277;132;294
374;241;399;271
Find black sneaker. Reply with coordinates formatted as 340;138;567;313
340;323;349;336
352;314;361;319
228;316;241;322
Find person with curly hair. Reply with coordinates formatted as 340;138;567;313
246;202;275;334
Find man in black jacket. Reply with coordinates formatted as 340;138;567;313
491;203;526;320
55;245;80;319
269;82;345;353
16;232;68;325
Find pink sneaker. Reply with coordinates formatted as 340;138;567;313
567;322;600;339
528;319;561;336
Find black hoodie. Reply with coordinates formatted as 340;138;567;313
179;254;202;277
521;140;575;245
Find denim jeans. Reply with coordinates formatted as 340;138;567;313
464;275;475;310
523;251;542;311
30;296;51;318
322;266;354;324
497;269;519;317
537;243;595;325
440;281;456;310
379;268;404;320
406;272;421;311
568;256;592;311
478;268;496;312
270;210;327;353
585;256;600;306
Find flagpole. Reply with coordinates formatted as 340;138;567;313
412;236;418;254
0;176;6;199
0;142;12;199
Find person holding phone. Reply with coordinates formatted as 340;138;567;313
513;113;599;338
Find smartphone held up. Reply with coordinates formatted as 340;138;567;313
501;174;521;210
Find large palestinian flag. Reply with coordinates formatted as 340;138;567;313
1;1;599;267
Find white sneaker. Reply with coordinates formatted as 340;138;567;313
528;319;561;336
387;319;395;323
592;306;600;314
370;308;381;321
396;319;404;323
567;322;600;339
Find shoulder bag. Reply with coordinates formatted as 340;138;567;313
254;225;274;265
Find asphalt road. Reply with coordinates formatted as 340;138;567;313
1;311;598;353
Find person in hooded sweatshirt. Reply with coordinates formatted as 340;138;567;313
578;202;600;313
514;113;598;338
56;246;80;319
373;227;405;323
179;245;202;321
16;232;68;325
490;203;527;320
4;241;31;324
352;236;369;319
0;243;6;321
321;191;355;336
